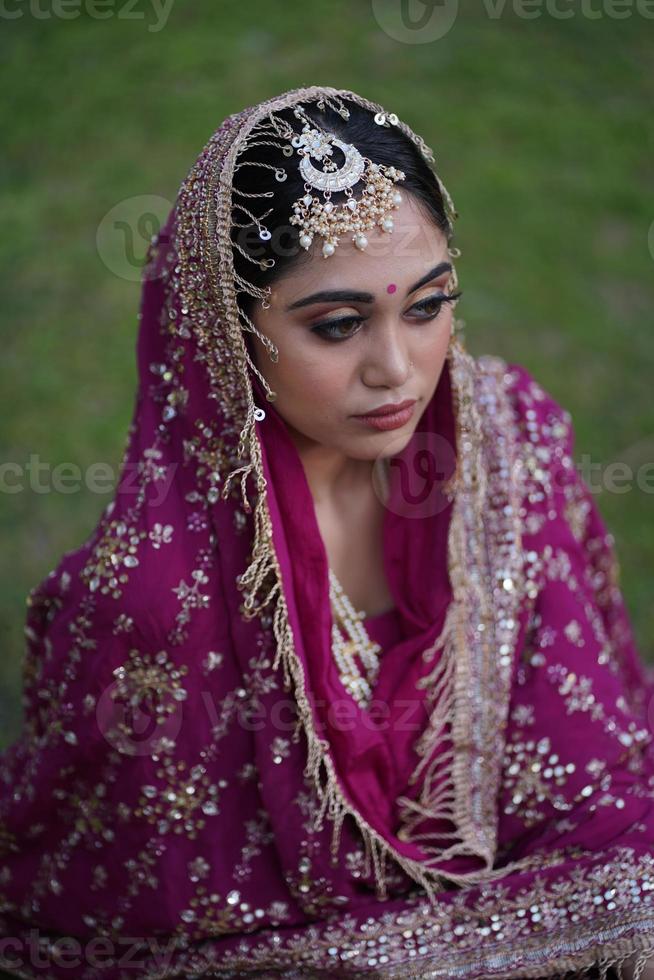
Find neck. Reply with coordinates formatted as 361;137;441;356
284;420;375;508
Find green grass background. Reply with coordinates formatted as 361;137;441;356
1;1;653;764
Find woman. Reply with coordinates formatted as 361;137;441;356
0;84;653;979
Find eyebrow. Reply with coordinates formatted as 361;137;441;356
284;261;453;312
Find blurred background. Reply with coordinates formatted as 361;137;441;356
1;0;653;754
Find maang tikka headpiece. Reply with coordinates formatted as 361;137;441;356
284;104;407;258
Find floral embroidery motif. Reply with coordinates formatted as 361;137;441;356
105;648;189;758
502;734;577;827
134;760;226;838
564;490;592;542
169;569;211;644
80;519;148;599
148;522;173;548
233;809;275;882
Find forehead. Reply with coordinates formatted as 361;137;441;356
272;194;449;302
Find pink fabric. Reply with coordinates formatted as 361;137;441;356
362;606;403;646
250;364;464;863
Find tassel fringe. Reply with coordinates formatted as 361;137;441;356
223;423;545;906
218;342;557;907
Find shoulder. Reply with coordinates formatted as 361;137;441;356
469;353;587;526
475;353;576;459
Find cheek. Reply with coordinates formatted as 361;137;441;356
280;350;348;401
419;319;451;360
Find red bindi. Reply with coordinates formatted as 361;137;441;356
386;283;397;294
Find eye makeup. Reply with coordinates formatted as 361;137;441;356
310;289;462;343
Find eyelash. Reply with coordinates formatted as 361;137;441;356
310;290;463;342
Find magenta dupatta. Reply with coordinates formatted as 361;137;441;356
1;85;654;979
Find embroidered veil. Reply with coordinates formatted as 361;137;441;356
1;84;653;979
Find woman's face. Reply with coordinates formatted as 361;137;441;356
248;193;458;466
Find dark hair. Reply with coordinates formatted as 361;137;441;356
230;98;453;341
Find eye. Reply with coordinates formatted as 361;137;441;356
410;290;462;319
310;289;463;343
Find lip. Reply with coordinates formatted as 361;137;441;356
353;399;417;431
354;398;417;418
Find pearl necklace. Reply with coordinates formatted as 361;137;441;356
328;566;383;710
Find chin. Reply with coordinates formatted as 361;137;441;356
373;432;414;458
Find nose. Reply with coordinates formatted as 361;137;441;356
361;318;412;388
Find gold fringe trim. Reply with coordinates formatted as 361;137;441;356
224;387;542;907
213;87;543;906
395;601;459;841
507;937;654;980
595;942;654;980
389;340;520;872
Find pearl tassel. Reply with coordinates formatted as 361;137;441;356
329;566;382;710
